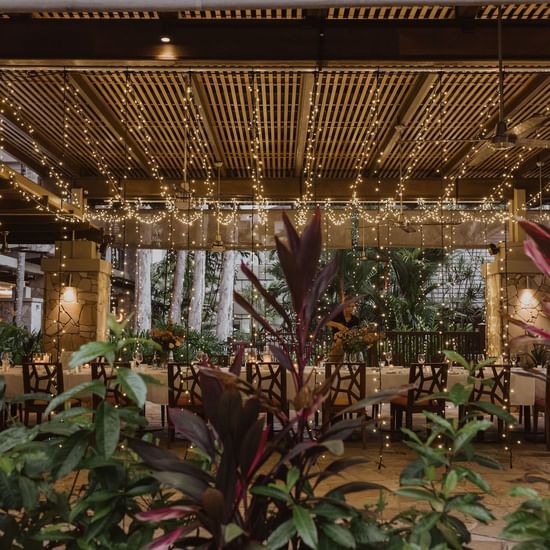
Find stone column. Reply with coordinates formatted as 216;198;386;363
483;189;550;362
42;240;111;359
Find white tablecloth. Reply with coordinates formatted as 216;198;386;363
1;364;538;407
294;366;536;407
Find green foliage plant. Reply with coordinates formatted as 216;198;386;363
0;315;163;549
389;351;517;549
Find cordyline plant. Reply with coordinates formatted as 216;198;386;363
130;208;400;549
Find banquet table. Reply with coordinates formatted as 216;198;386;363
1;364;539;408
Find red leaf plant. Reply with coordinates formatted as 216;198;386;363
130;209;400;549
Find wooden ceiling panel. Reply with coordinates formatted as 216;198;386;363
0;68;549;198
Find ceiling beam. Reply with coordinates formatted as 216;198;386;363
77;175;540;202
1;19;550;67
68;72;156;178
368;73;438;174
0;111;80;176
189;74;227;176
294;73;315;177
443;74;550;176
1;140;48;178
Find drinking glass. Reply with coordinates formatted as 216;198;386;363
417;353;426;365
510;353;518;367
133;350;143;369
378;359;386;368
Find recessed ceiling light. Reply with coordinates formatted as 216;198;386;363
161;36;171;44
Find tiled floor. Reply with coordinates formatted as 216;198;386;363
147;402;550;549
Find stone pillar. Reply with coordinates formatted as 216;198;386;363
42;240;111;359
483;189;550;362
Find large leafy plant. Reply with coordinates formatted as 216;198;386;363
0;315;162;549
390;350;516;549
131;208;400;549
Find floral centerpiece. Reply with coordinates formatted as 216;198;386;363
150;325;184;364
334;323;382;361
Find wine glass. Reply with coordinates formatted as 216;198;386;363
385;351;393;366
417;353;426;365
133;350;143;369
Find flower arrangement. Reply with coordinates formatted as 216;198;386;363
338;323;381;353
150;326;184;352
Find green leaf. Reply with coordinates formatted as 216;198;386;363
251;485;291;504
423;411;454;434
447;501;494;523
444;350;469;369
453;420;493;454
286;467;300;491
471;401;517;424
455;467;491;493
107;313;131;338
53;430;89;479
45;380;106;415
224;523;244;544
0;426;38;453
293;505;318;549
69;341;116;369
447;383;473;406
509;487;539;498
321;523;356;548
443;470;458;496
267;519;296;549
95;401;120;458
18;476;38;510
116;367;147;408
395;488;443;511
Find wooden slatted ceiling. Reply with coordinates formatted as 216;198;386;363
81;72;214;180
328;4;550;19
377;72;531;179
2;6;547;21
0;71;132;178
310;72;413;179
32;11;158;19
327;6;455;20
178;9;303;19
0;69;550;188
199;72;300;179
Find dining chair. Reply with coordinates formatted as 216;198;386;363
22;362;64;425
246;361;288;434
463;364;511;437
167;363;203;442
323;362;367;447
390;363;448;434
91;361;132;409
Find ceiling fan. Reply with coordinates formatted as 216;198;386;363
466;8;550;166
400;7;550;167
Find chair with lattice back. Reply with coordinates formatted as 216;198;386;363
246;361;288;432
91;362;133;409
167;363;203;441
22;362;64;425
465;364;511;436
390;363;448;433
323;362;367;444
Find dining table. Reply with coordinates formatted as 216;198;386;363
1;363;542;409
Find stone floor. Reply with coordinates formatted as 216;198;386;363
146;402;550;549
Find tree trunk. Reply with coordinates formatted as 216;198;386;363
169;250;188;325
216;249;236;342
14;252;25;326
135;247;152;332
188;251;206;332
